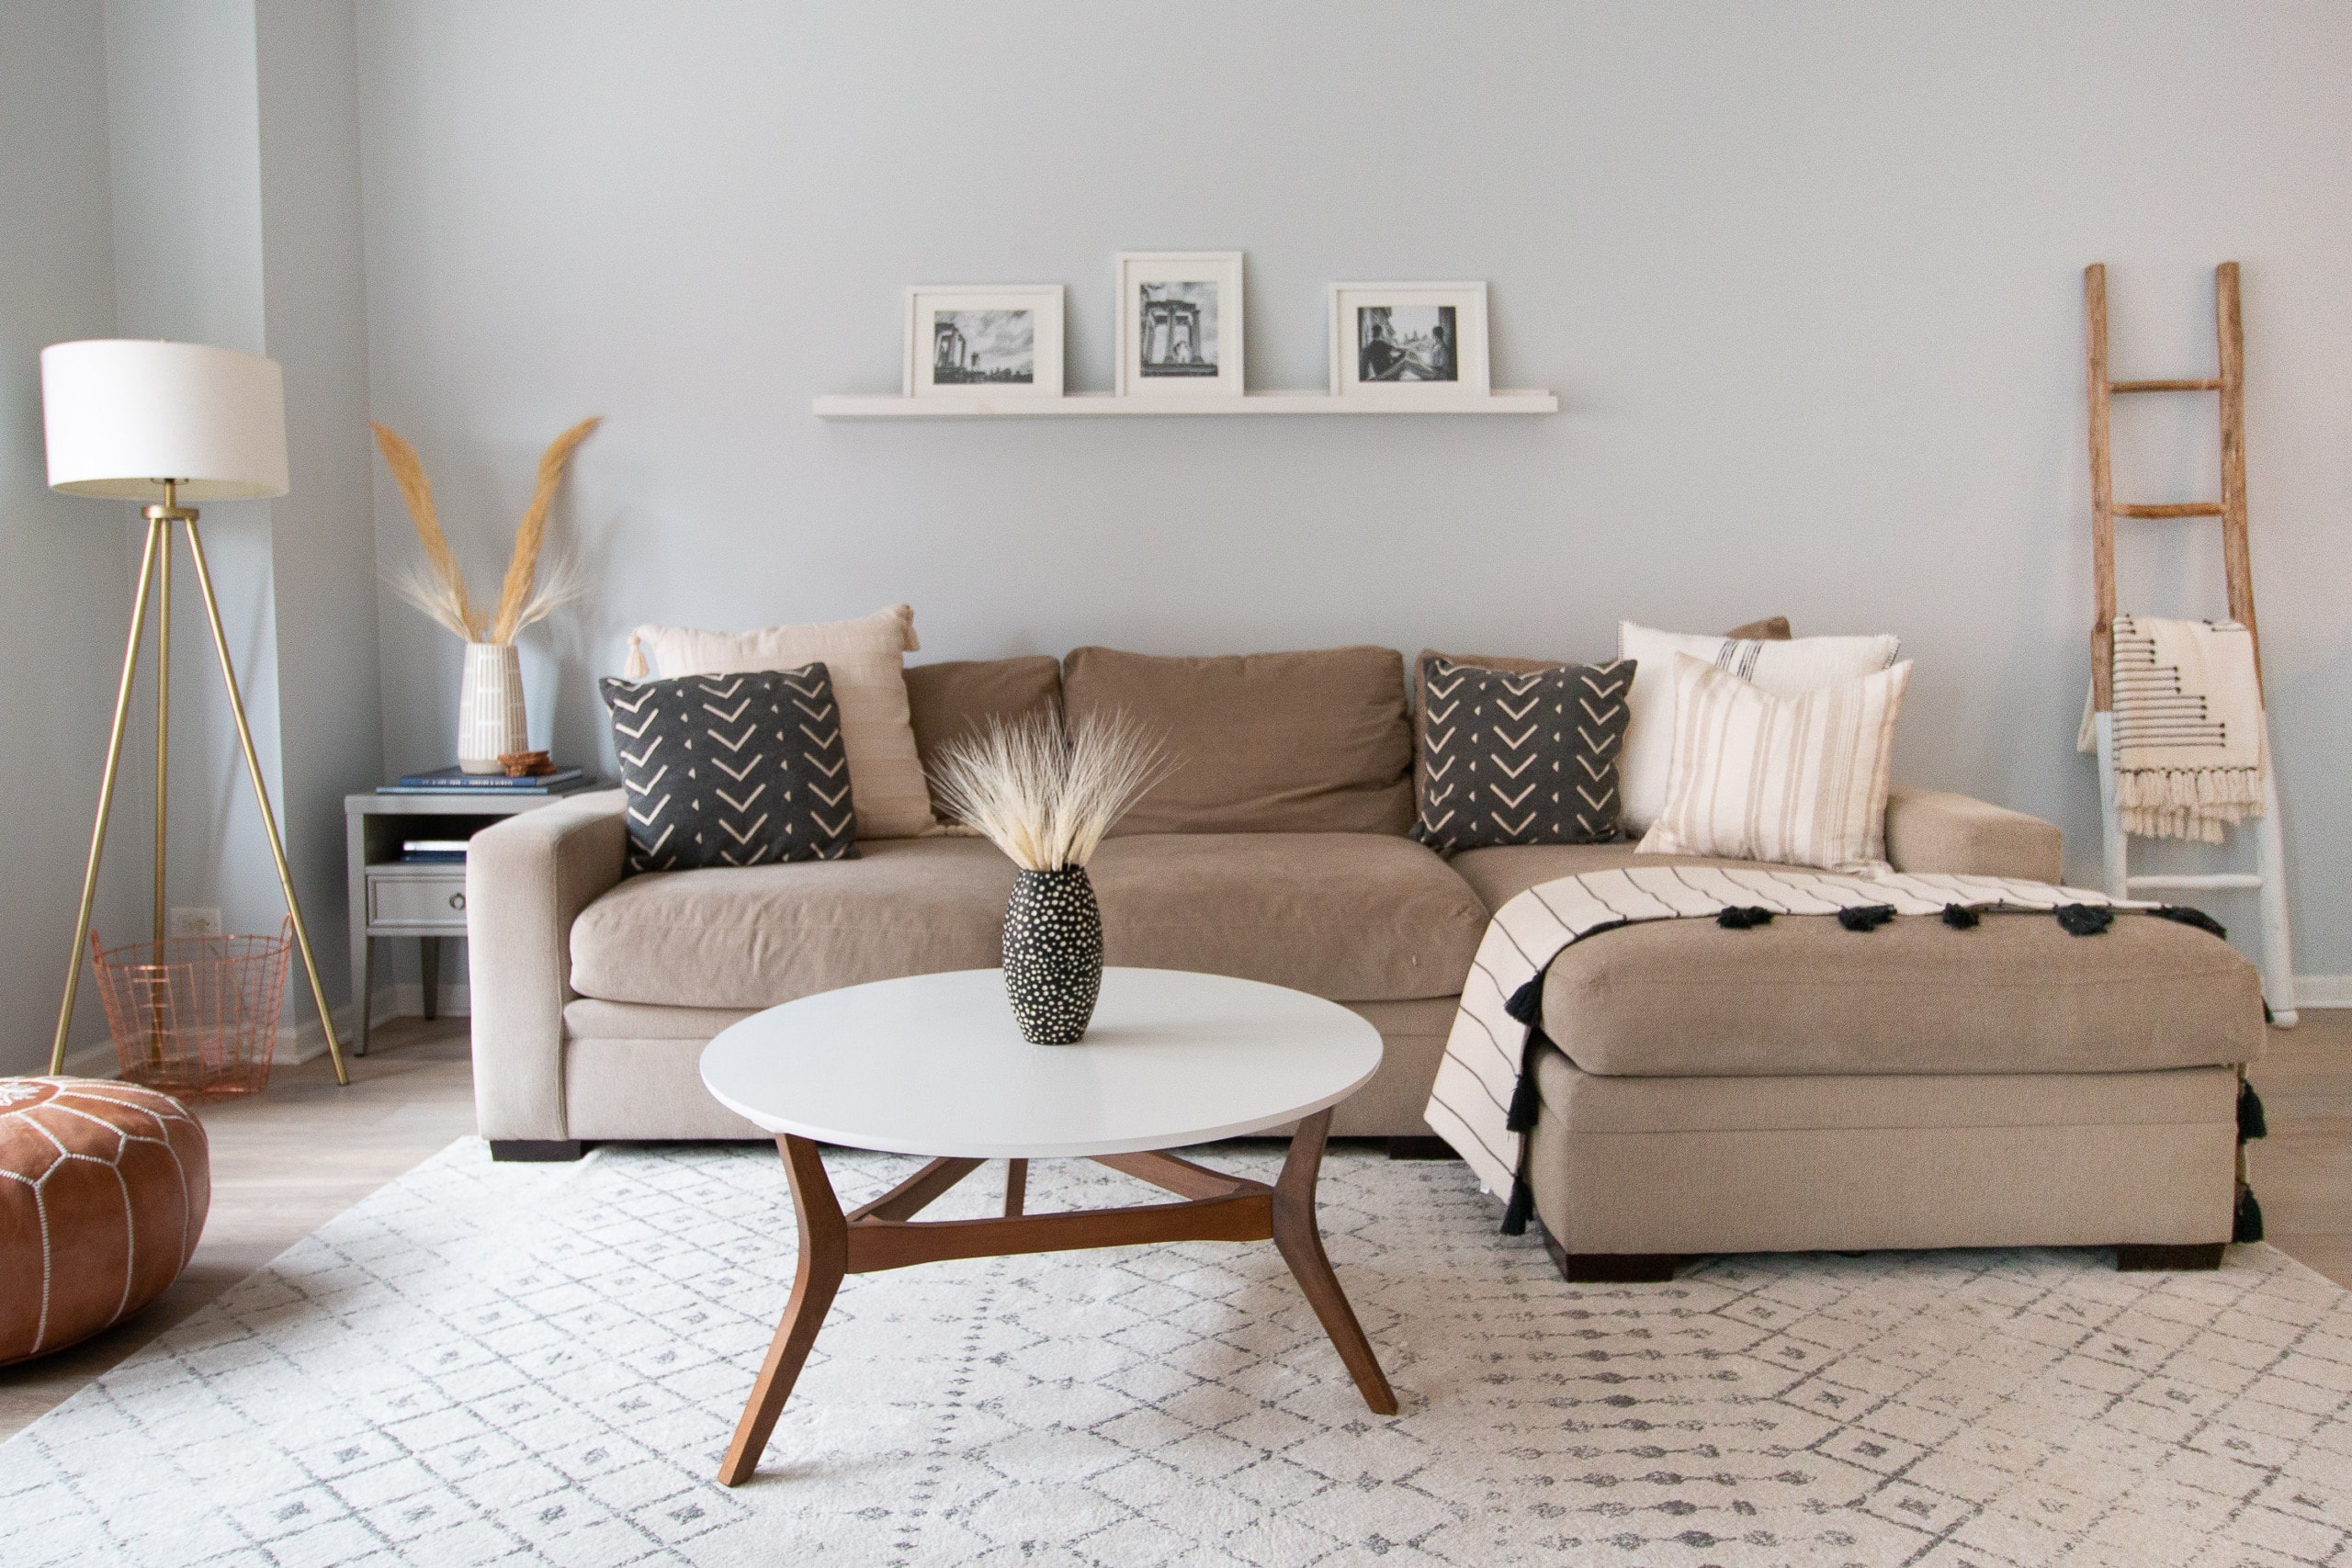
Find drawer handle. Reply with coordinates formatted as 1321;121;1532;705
448;891;467;912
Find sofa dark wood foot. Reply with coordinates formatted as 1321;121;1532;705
1537;1224;1679;1282
1385;1135;1457;1161
2116;1242;2225;1272
1559;1252;1682;1283
490;1139;586;1162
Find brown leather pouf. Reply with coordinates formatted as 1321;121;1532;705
0;1077;210;1365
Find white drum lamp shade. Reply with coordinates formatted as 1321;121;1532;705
40;340;289;502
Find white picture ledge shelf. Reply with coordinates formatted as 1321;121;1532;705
813;389;1558;420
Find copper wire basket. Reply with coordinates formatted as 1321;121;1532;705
89;918;292;1099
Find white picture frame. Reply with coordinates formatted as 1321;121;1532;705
1327;282;1490;400
904;286;1065;398
1114;252;1245;398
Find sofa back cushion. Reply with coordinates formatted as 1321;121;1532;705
1062;646;1414;835
905;656;1064;779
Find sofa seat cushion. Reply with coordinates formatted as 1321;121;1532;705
1539;908;2264;1078
1533;1046;2236;1133
1447;841;1769;913
1086;833;1486;1001
570;837;1016;1009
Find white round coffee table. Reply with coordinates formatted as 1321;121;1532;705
700;966;1392;1484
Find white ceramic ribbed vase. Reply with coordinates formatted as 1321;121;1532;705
456;642;527;773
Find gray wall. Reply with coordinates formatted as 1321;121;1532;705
0;1;379;1074
0;0;147;1074
100;0;381;1041
353;2;2352;976
255;0;386;1017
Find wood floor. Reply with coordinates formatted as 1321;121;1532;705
3;1011;2345;1445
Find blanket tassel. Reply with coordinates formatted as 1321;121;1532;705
2054;905;2113;936
1501;1177;1534;1236
2238;1079;2267;1141
2154;905;2229;941
1506;1061;1544;1134
2234;1183;2265;1244
1940;904;1980;929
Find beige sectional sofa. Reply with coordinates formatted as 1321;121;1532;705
467;643;2263;1275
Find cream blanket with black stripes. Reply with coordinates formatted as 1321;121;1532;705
1422;866;2151;1231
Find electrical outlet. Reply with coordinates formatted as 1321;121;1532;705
168;907;223;940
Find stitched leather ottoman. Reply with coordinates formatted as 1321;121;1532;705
0;1078;210;1364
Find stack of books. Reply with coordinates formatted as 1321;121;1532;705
377;766;597;796
399;838;471;864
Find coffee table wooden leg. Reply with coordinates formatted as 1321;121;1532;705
1004;1157;1027;1217
720;1135;847;1485
1272;1108;1399;1415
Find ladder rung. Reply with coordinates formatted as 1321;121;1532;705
2114;502;2225;519
2126;873;2264;891
2109;378;2222;393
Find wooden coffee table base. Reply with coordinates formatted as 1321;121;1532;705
718;1107;1396;1484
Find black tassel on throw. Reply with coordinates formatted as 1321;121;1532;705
1941;904;1981;930
1504;976;1544;1024
1717;906;1774;929
2234;1184;2265;1244
2238;1080;2268;1141
2054;905;2114;936
1838;905;1896;932
1501;1176;1534;1236
2154;905;2229;942
1505;1024;1554;1133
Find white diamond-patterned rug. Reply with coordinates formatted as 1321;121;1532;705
5;1139;2350;1567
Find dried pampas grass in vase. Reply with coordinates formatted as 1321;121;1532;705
929;711;1172;1044
371;417;599;772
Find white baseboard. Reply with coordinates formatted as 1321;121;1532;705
2290;976;2352;1009
58;998;381;1078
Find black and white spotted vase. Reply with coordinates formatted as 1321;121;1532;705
1001;866;1105;1045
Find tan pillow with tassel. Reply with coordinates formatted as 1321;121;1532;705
625;604;934;839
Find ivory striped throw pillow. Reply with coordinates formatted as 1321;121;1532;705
1637;653;1913;872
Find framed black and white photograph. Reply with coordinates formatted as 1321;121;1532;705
1328;283;1490;400
904;286;1064;397
1114;252;1244;398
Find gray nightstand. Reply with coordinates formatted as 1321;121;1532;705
345;789;596;1055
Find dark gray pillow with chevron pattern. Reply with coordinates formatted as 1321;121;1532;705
1411;654;1637;851
599;662;858;872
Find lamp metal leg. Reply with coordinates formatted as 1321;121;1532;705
51;518;165;1074
182;520;350;1087
153;528;170;945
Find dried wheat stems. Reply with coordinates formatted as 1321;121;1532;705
371;417;601;644
928;711;1172;871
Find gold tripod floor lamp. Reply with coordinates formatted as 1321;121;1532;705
40;339;348;1086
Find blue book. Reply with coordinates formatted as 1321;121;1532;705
382;766;588;794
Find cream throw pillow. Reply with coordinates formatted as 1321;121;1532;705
1617;622;1901;833
1637;653;1913;872
624;604;934;840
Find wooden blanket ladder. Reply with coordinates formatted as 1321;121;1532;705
2086;260;2296;1026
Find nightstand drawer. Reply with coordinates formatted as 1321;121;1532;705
368;871;469;929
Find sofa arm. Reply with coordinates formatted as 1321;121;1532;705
1884;786;2064;884
467;790;628;1141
